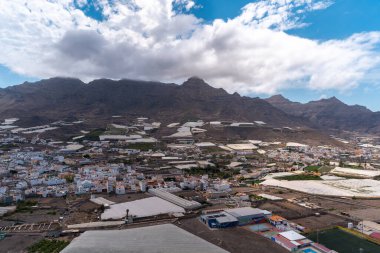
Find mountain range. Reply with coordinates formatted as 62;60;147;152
0;76;378;135
0;77;303;128
266;95;380;134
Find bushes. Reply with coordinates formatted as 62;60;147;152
0;143;19;151
245;179;264;185
304;165;321;172
185;167;235;179
84;129;105;141
28;239;69;253
16;200;38;212
64;174;75;183
249;194;266;200
127;143;155;151
275;174;322;181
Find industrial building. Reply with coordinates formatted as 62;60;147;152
148;188;201;210
200;212;239;228
225;207;271;226
61;224;229;253
226;143;258;151
330;167;380;179
201;207;272;228
100;197;185;220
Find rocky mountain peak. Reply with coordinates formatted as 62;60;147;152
266;94;291;103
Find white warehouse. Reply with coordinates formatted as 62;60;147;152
149;188;201;210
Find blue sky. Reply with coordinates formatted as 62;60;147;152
1;0;380;111
192;0;380;40
191;0;380;110
0;65;38;87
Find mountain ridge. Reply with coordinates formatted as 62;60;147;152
0;77;306;128
2;77;379;134
266;94;380;133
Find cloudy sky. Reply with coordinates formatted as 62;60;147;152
1;0;380;110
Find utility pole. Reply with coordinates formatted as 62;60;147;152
360;220;364;253
317;229;319;244
361;220;364;235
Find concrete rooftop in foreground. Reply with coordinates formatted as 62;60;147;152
61;224;229;253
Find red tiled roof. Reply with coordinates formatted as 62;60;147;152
370;232;380;240
313;243;332;252
274;235;298;249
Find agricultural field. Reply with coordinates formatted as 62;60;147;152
0;234;43;253
28;239;70;253
15;200;38;213
307;228;380;253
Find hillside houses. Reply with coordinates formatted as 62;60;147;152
1;116;378;206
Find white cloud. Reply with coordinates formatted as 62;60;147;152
75;0;88;8
309;0;333;10
236;0;332;30
0;0;380;96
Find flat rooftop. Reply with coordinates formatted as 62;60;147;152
61;224;229;253
101;197;185;220
225;207;266;217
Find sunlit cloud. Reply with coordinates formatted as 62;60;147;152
0;0;380;95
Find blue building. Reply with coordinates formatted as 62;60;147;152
201;212;239;228
201;207;272;228
225;207;271;226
